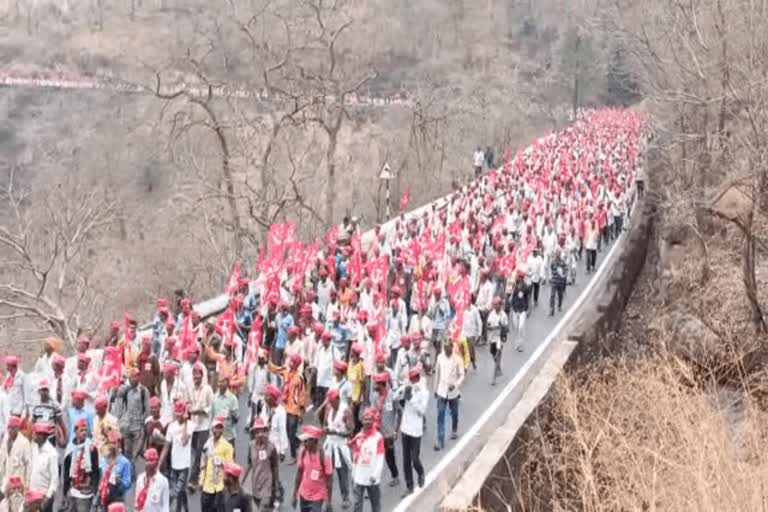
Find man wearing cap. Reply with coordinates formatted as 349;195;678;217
462;297;482;369
292;426;333;512
268;354;305;464
2;358;26;419
1;475;24;511
350;408;385;512
210;378;239;452
188;362;213;489
33;338;59;381
160;398;193;511
328;310;353;361
29;424;58;512
316;269;335;320
243;418;279;509
284;326;305;374
549;247;569;317
152;300;171;357
136;336;162;396
180;347;207;392
50;354;67;407
0;417;31;495
63;352;97;410
159;364;188;424
93;395;119;460
318;388;353;508
372;372;401;489
144;397;169;461
98;430;132;509
26;379;65;446
486;296;508;386
312;331;338;409
135;448;169;512
21;489;46;512
66;390;94;449
260;384;289;463
507;271;530;352
272;302;294;366
115;369;150;477
348;344;367;434
384;300;407;368
198;416;234;508
433;342;465;451
246;348;271;428
395;365;428;495
62;418;100;511
427;289;451;361
222;463;251;512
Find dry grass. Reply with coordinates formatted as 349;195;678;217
497;349;768;512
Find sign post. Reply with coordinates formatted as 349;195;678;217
379;162;394;220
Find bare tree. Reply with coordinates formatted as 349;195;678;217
0;167;118;347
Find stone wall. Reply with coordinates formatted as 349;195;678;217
473;196;655;511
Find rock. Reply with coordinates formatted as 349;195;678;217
657;223;708;302
659;310;723;364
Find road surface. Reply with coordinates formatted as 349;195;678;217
109;240;618;512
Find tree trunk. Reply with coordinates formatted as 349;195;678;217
325;134;337;226
572;34;581;120
742;228;767;333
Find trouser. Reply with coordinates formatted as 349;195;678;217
389;348;399;369
190;430;209;484
586;249;597;272
169;468;189;512
334;454;351;500
474;165;482;178
466;336;478;367
637;180;645;197
300;497;324;512
287;413;300;458
479;310;489;342
436;397;459;447
490;342;503;378
614;216;623;237
314;385;329;408
510;311;526;347
41;498;54;512
122;429;144;479
550;285;565;313
384;437;399;479
201;491;223;510
531;281;540;305
401;433;424;491
66;496;92;512
352;401;363;434
353;484;381;512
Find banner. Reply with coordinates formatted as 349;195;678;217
225;261;241;294
97;346;122;392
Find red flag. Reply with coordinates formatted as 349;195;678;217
268;223;296;258
400;188;411;210
367;256;389;292
244;315;263;369
97;346;122;392
325;225;340;254
348;233;364;287
225;261;241;294
123;311;134;343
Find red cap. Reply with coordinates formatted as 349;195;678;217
7;475;22;488
141;335;152;346
149;396;161;408
321;331;333;341
144;448;159;463
32;422;53;435
7;416;22;429
408;366;422;380
174;400;188;415
350;342;364;355
326;388;340;401
108;503;126;512
37;379;50;390
288;353;302;367
375;352;387;364
4;356;19;366
74;418;88;429
492;296;503;305
265;384;282;400
71;389;89;401
77;354;91;364
52;354;66;367
224;462;243;478
94;395;109;409
373;372;389;384
192;362;205;374
333;360;348;372
24;489;46;503
252;417;268;430
212;416;226;428
288;326;301;336
313;322;325;335
300;425;323;440
362;407;376;421
163;363;178;375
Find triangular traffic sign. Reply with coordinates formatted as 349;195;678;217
379;162;394;180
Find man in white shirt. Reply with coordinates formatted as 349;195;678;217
462;302;483;370
396;367;429;496
159;364;188;424
433;342;465;451
134;448;170;512
160;400;193;512
473;147;485;177
350;408;385;511
486;297;508;386
261;385;289;461
29;422;58;512
475;270;495;343
526;249;544;307
187;363;213;488
312;332;338;408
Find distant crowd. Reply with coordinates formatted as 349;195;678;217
0;108;650;512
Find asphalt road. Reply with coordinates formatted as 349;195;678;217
108;242;616;512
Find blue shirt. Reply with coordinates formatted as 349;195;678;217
431;298;451;331
238;292;259;328
100;454;132;496
330;323;352;353
66;406;95;448
275;313;294;350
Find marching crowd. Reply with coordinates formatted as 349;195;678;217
0;108;649;512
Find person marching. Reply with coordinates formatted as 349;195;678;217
486;296;508;386
222;463;252;512
396;367;428;497
198;417;234;509
243;417;279;510
62;418;100;512
350;408;385;512
318;388;353;509
134;448;170;512
292;426;333;512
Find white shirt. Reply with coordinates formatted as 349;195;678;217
476;280;496;312
30;441;59;498
486;309;508;346
160;379;189;424
351;429;385;486
434;353;465;400
526;254;544;283
314;344;339;389
462;306;482;339
188;384;213;433
134;471;170;512
473;150;485;167
166;420;194;470
396;381;429;438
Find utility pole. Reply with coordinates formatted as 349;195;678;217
379;161;394;220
